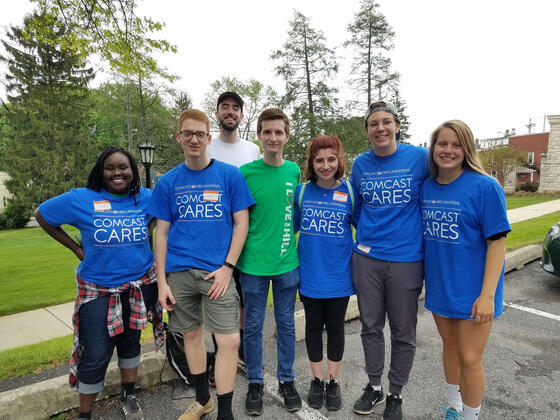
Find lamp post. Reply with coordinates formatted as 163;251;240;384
138;142;155;189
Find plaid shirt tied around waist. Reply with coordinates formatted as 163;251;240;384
69;266;164;390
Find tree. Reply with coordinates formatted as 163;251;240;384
344;0;398;107
202;76;279;141
28;0;176;80
1;12;95;209
172;89;193;119
271;10;339;166
322;116;369;172
391;88;411;142
90;81;183;174
0;107;13;164
479;146;525;187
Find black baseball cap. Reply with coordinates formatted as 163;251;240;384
217;91;244;112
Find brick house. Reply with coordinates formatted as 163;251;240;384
508;133;549;187
476;131;549;190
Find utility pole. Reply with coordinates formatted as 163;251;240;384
526;118;535;134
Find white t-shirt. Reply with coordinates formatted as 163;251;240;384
207;136;261;168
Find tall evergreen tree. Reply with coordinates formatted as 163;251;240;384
271;10;339;166
391;88;411;142
1;12;95;209
344;0;398;108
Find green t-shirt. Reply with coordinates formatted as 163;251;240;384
237;159;301;275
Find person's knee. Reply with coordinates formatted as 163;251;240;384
216;333;240;353
275;314;295;330
458;350;483;371
184;325;203;341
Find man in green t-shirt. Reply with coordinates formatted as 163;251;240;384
237;108;302;416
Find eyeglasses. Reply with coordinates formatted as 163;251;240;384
180;130;208;141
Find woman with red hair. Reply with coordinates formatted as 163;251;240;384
293;135;356;411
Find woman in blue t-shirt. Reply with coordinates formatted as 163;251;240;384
35;147;160;420
293;135;355;411
422;121;510;420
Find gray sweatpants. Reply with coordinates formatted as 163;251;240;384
352;251;424;395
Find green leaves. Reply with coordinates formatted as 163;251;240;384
29;0;176;80
1;12;95;209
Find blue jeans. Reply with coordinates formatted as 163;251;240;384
240;268;299;383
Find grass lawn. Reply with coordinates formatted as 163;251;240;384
506;194;558;210
0;334;73;379
506;210;560;251
0;226;79;316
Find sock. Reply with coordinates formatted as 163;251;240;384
390;393;401;399
192;372;210;406
78;411;92;419
372;384;382;391
446;383;463;411
212;333;218;352
463;403;481;420
121;382;135;400
216;391;234;419
238;329;244;359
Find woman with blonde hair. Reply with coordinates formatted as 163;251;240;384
421;120;510;420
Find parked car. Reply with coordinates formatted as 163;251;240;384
542;221;560;277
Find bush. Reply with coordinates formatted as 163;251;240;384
0;202;31;229
519;182;539;192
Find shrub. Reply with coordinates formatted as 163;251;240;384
0;202;31;229
519;182;539;192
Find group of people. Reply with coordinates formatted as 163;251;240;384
36;91;509;420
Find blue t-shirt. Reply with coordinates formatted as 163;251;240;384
350;144;429;262
294;181;355;299
38;187;154;287
422;170;511;319
147;160;255;273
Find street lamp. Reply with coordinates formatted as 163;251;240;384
138;142;155;189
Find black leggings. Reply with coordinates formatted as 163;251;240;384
300;294;350;363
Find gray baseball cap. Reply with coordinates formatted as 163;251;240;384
365;100;400;124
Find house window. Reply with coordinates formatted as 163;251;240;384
491;170;498;178
528;152;534;165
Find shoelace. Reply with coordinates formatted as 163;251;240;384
438;406;463;420
360;384;374;400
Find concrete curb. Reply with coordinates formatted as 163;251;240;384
0;245;543;420
0;351;177;420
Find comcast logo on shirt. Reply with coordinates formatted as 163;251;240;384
175;189;224;220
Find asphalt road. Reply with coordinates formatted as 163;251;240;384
56;260;560;419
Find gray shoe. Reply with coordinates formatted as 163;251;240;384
121;395;145;420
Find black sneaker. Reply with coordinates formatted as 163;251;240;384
121;394;145;420
278;381;302;412
307;377;324;409
353;383;386;415
383;394;403;420
245;383;264;416
325;379;342;411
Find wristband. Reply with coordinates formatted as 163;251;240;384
223;261;235;269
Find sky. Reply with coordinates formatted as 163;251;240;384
1;0;560;145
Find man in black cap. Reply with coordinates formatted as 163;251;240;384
208;91;260;167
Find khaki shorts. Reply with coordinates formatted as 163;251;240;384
167;269;240;335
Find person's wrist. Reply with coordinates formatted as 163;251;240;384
223;261;235;270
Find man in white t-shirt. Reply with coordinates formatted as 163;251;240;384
208;91;260;167
207;92;260;374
